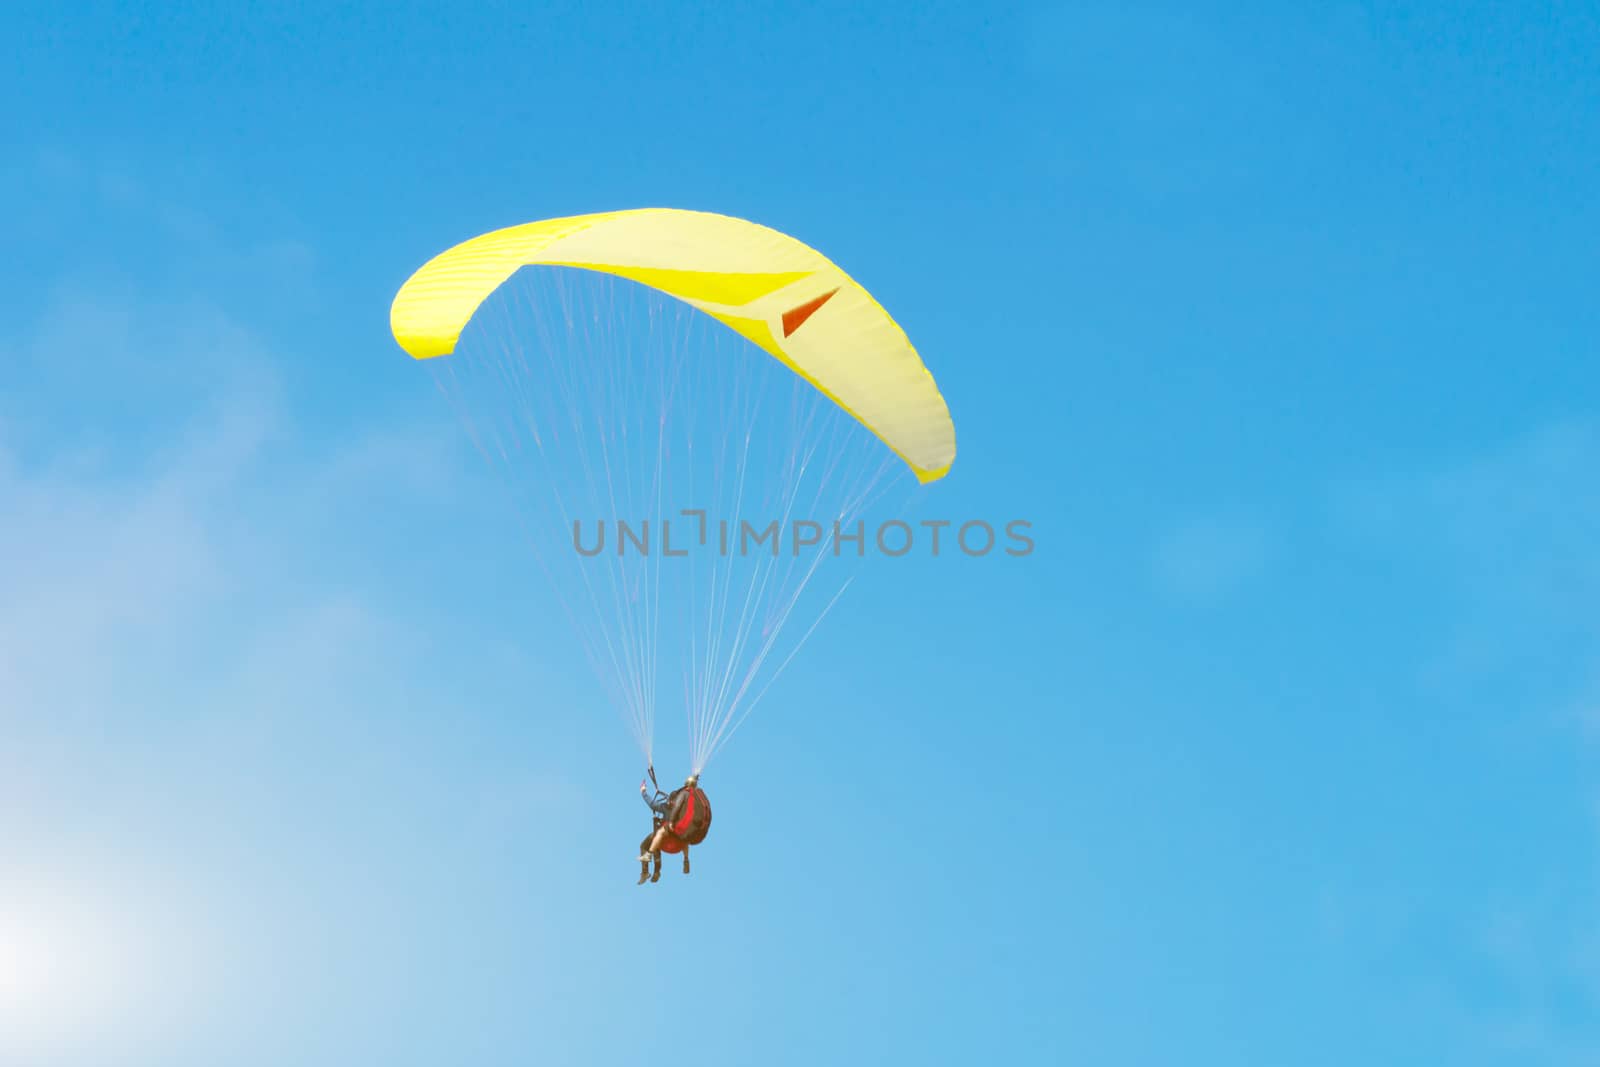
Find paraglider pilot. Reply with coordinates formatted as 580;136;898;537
638;772;704;885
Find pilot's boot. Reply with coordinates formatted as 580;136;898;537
637;854;651;885
650;854;662;883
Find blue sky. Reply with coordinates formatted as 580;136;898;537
3;2;1598;1064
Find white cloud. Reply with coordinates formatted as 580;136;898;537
0;277;532;1064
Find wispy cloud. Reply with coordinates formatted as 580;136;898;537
1336;419;1600;701
1334;418;1600;1063
0;241;568;1063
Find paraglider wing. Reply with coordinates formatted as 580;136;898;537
390;208;956;482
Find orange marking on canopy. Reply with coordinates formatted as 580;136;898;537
781;287;840;337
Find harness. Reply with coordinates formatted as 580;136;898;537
646;766;712;847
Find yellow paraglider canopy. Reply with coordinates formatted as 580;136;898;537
390;208;956;482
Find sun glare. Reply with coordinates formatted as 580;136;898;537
0;878;141;1054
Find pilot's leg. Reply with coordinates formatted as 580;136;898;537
637;830;655;885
